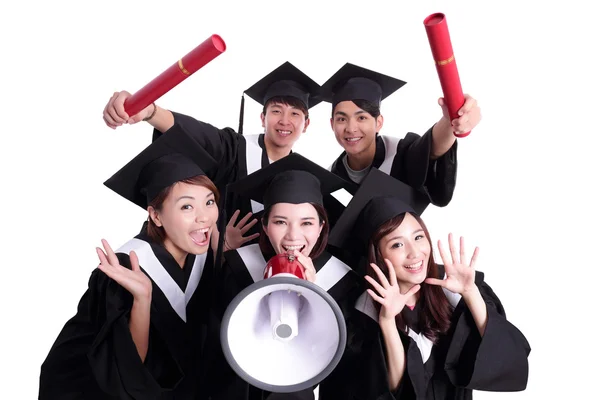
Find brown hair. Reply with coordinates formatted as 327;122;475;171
259;202;329;260
263;96;309;120
368;213;452;343
147;175;220;243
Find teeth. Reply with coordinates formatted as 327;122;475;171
404;260;423;270
277;130;292;134
283;245;304;251
346;137;361;142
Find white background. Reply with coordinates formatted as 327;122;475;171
1;0;598;398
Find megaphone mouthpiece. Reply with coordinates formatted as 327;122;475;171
268;290;302;342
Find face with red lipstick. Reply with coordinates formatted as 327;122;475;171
377;213;431;293
148;182;219;261
262;202;324;258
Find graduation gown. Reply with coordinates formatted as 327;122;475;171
214;243;362;400
152;113;289;247
329;130;458;207
39;231;219;400
321;267;530;400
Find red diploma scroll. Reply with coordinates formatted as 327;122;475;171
423;13;470;138
124;34;227;117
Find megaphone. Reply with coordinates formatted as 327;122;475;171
221;253;347;393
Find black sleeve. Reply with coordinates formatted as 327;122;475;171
443;274;531;391
152;111;241;184
86;254;183;399
393;127;458;207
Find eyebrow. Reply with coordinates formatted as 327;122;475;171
334;109;367;117
386;229;424;243
272;215;317;220
270;103;300;110
176;192;214;202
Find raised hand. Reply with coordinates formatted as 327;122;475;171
365;259;421;323
293;250;317;283
425;233;478;295
102;90;154;129
438;94;481;136
96;239;152;301
223;210;260;252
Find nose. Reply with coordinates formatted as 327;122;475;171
346;118;358;132
285;223;300;240
278;110;291;125
404;241;419;258
195;209;208;223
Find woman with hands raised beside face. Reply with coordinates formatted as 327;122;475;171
324;168;530;400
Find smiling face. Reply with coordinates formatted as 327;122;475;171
262;202;324;257
376;213;432;292
261;100;310;151
148;181;219;261
330;100;383;158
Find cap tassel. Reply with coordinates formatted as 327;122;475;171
237;94;245;135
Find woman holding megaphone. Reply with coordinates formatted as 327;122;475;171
212;153;362;400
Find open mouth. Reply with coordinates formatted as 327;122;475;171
282;244;305;253
276;129;292;137
190;228;210;247
403;260;423;274
344;137;362;145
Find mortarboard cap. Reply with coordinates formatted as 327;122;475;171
328;168;430;252
320;63;406;109
226;153;347;211
104;125;218;210
238;62;321;134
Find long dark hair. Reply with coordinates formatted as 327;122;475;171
368;213;452;343
259;202;329;260
147;175;220;244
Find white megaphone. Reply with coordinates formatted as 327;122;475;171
220;252;347;393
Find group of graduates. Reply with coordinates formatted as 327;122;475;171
39;61;531;399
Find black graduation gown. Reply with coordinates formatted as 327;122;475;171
152;113;288;247
322;268;531;400
213;243;362;400
329;129;458;208
39;231;219;400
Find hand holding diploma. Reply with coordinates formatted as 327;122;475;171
103;34;226;129
424;13;480;137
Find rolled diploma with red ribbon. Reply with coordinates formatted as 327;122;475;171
423;13;470;138
123;34;227;117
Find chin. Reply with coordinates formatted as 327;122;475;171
189;242;210;255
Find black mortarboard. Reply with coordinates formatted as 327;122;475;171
226;153;347;211
328;168;430;252
238;62;321;134
320;63;407;108
104;124;218;210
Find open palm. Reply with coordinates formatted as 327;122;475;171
96;239;152;301
365;259;421;322
425;233;478;295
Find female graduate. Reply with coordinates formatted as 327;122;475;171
39;129;225;399
215;153;362;400
325;168;531;400
319;63;481;214
103;62;323;251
